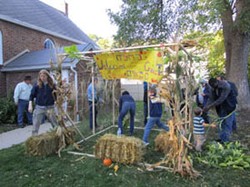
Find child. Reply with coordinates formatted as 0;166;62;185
142;87;169;145
193;107;215;151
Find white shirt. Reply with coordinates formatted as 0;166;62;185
13;81;33;103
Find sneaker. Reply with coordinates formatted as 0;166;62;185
143;141;149;146
18;124;25;128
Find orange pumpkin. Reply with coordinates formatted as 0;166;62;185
103;158;112;166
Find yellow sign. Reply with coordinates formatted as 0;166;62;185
94;50;164;83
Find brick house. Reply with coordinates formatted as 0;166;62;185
0;0;100;120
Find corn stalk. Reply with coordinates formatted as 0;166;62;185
50;54;83;157
154;43;200;178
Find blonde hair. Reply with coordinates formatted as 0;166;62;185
37;69;54;88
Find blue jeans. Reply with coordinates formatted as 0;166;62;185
232;112;237;131
17;99;32;126
89;101;98;129
118;102;136;134
143;117;169;143
218;110;234;142
144;101;148;126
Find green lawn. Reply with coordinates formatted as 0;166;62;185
0;102;250;187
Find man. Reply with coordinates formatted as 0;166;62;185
217;75;238;131
13;75;33;128
204;78;237;143
87;77;99;130
118;91;136;135
194;79;210;123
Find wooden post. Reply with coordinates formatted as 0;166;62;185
112;80;115;127
91;64;95;135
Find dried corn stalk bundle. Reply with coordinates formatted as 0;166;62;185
49;52;83;156
25;128;76;156
94;134;145;164
151;44;200;178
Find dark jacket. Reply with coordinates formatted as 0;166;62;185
207;81;236;115
29;83;56;106
149;100;163;118
119;94;135;112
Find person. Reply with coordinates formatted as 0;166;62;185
13;75;33;128
194;79;210;123
193;107;215;151
203;78;237;143
28;69;57;136
87;77;99;130
143;81;148;126
216;75;238;131
117;91;136;135
142;87;169;145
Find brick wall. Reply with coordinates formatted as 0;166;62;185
0;20;78;97
0;20;76;62
0;65;6;97
5;71;39;97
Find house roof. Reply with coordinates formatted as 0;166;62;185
1;43;95;72
0;0;98;46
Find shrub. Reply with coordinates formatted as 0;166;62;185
0;96;17;124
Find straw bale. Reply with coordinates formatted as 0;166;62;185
25;128;76;156
154;131;178;154
94;134;145;164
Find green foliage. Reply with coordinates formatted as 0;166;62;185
185;31;225;77
0;96;17;124
107;0;197;46
88;34;113;49
193;141;250;170
64;45;81;60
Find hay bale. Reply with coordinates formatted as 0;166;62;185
94;134;145;164
154;131;178;154
25;127;76;156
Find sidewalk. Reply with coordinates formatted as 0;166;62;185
0;123;52;150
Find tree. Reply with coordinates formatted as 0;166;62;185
218;0;250;110
88;34;113;49
108;0;250;110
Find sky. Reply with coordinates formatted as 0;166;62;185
40;0;122;38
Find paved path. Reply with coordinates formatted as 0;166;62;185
0;123;52;150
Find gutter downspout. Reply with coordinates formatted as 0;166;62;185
70;65;79;121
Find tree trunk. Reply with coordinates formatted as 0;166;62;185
221;5;233;75
228;32;250;111
221;0;250;111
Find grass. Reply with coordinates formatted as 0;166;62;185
0;102;250;186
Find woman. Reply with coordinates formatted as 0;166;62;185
28;69;57;135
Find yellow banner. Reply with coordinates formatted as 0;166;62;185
94;50;164;83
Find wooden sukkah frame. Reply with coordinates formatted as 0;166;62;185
58;41;200;178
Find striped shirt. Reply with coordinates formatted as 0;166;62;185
193;116;205;135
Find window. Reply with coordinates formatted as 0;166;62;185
44;38;55;49
0;31;3;65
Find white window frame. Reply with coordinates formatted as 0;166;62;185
44;38;55;49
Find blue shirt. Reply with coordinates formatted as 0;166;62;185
87;83;97;102
13;81;32;103
193;116;205;135
29;83;55;106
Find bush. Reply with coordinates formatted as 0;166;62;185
0;97;17;124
